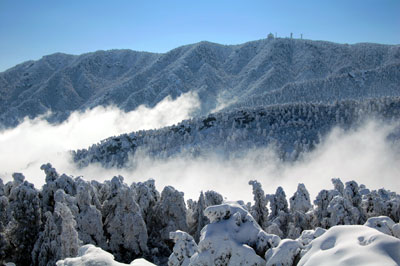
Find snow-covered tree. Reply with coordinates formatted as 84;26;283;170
75;182;106;249
0;195;8;263
290;183;312;213
326;195;360;226
312;189;340;228
187;192;208;242
102;176;148;263
131;179;160;224
266;186;290;237
6;175;41;266
249;180;269;229
344;180;365;223
40;163;60;214
32;190;80;266
150;186;188;262
204;190;223;207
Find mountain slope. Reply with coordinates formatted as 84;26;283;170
1;38;399;127
73;97;400;169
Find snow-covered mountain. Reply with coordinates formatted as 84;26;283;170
2;37;400;266
1;38;399;127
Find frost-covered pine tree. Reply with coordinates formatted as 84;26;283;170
312;189;340;228
75;182;106;249
289;183;312;213
287;183;313;239
344;180;365;223
40;163;60;214
188;192;208;242
102;176;148;263
204;190;223;207
0;194;8;263
266;186;290;237
131;179;160;224
32;190;80;266
326;195;360;226
0;178;4;196
149;186;188;262
6;174;41;266
249;180;269;229
187;189;224;242
331;178;344;195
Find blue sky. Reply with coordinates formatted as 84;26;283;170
0;0;399;72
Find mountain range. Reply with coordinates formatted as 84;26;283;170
1;37;399;128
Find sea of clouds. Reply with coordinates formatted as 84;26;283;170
1;92;399;203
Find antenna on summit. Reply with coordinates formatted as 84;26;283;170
267;33;274;40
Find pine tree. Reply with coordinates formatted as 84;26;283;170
6;175;41;266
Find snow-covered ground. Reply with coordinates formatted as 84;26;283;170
56;245;155;266
298;225;400;266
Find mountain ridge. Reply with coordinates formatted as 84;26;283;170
1;37;399;128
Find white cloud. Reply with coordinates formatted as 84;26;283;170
123;120;400;203
1;95;399;205
0;92;200;185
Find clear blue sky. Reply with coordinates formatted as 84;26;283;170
0;0;399;72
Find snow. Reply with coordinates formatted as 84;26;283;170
298;225;400;266
56;244;155;266
265;239;302;266
190;202;280;265
364;216;400;238
73;97;400;168
1;38;399;129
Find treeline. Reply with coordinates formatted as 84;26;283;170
0;164;399;265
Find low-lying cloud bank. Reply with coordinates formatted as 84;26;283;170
0;92;199;182
115;120;400;202
1;94;399;203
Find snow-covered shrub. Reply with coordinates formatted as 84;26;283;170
56;244;156;266
265;239;302;266
364;216;400;238
190;202;280;265
168;231;198;266
297;227;326;246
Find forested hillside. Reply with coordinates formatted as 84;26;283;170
1;38;399;128
73;97;400;168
